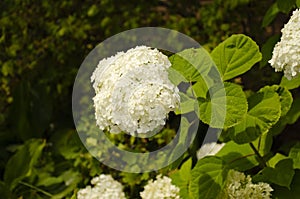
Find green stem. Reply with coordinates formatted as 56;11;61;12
249;142;267;168
228;153;256;164
19;181;53;198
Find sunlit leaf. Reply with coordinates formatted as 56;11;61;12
211;34;262;81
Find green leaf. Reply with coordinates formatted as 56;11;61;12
198;82;248;128
175;92;197;114
268;153;289;168
190;78;209;99
51;170;82;199
51;129;83;160
0;181;12;198
276;0;296;13
297;0;300;7
216;141;259;171
190;157;228;199
169;48;215;83
260;34;280;68
285;98;300;125
272;170;300;198
253;159;295;189
87;5;99;17
228;88;281;144
289;142;300;169
179;158;192;180
253;131;273;156
280;75;300;90
36;175;63;187
262;3;280;27
211;34;262;81
269;98;300;136
4;139;46;190
259;85;293;117
170;158;192;199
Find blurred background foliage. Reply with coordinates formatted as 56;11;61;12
0;0;299;198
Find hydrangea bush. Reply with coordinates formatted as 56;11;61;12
2;4;300;199
76;9;300;198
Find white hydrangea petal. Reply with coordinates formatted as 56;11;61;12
77;174;126;199
196;142;225;160
91;46;180;135
269;9;300;80
140;174;181;199
225;170;273;199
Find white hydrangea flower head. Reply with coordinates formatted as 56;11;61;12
225;170;273;199
91;46;180;135
196;142;225;160
140;174;181;199
269;9;300;80
77;174;126;199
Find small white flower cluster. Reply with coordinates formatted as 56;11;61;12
269;9;300;80
91;46;180;135
77;174;126;199
225;170;273;199
196;142;225;160
140;174;181;199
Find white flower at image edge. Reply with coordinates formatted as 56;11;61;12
196;142;225;160
77;174;126;199
140;174;181;199
269;9;300;80
91;46;180;135
225;170;273;199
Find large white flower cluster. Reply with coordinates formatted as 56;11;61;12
225;170;273;199
140;174;181;199
77;174;126;199
91;46;180;135
269;9;300;80
196;142;225;160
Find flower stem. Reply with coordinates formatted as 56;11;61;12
249;142;267;168
19;181;53;197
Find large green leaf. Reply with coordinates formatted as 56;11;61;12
289;143;300;169
259;85;293;117
272;170;300;198
169;48;215;83
4;139;46;190
198;82;247;128
253;159;295;189
211;34;262;81
190;157;228;199
216;141;259;171
280;75;300;90
228;88;281;144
